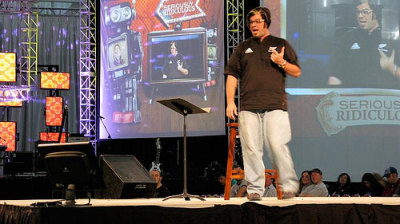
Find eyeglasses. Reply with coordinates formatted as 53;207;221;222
247;19;265;26
356;8;373;16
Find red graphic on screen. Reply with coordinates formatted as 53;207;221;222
0;53;16;82
0;122;16;151
46;97;63;126
41;72;70;90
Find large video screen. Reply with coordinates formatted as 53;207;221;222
262;0;400;180
100;0;225;138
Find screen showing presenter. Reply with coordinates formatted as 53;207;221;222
162;41;189;79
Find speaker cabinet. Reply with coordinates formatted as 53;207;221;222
101;155;156;198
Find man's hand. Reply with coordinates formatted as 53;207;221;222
177;61;183;71
177;60;189;75
379;49;395;75
270;46;285;65
226;103;238;120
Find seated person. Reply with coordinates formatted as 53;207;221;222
230;164;247;197
263;174;277;197
330;173;354;197
382;167;400;197
149;167;171;198
354;172;384;197
299;168;329;197
298;170;311;195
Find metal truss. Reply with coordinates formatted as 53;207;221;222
79;0;96;138
226;0;244;154
226;0;245;60
19;11;39;88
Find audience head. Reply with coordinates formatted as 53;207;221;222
383;167;398;184
337;173;351;186
150;168;162;186
300;170;311;185
310;168;323;184
217;173;226;186
361;172;381;189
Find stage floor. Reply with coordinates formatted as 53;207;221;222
2;196;400;208
2;197;400;224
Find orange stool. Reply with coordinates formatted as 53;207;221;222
224;123;283;200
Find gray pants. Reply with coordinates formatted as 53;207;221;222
239;110;299;195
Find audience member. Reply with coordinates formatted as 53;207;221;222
298;170;311;195
230;165;247;197
149;168;171;198
330;173;354;197
263;174;277;197
217;173;226;186
299;168;329;197
382;167;400;197
355;172;384;197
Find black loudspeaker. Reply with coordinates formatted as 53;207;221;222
101;155;157;198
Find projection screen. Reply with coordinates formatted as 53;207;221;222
262;0;400;180
99;0;225;138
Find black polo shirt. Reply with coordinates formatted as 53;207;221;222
225;35;299;111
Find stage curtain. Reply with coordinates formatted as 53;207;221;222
0;13;80;153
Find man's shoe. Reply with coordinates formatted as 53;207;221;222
282;192;296;199
247;193;262;201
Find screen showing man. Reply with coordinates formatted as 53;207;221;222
148;30;207;83
162;41;189;79
328;0;399;88
107;39;129;71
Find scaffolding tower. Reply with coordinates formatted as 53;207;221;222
79;0;96;139
226;0;245;60
226;0;244;159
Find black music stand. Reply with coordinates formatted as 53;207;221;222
158;98;209;201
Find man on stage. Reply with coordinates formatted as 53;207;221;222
225;7;301;200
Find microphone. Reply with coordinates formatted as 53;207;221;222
99;115;105;119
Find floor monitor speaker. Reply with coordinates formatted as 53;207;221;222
101;155;156;198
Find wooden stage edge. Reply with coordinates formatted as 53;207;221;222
2;197;400;208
